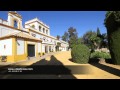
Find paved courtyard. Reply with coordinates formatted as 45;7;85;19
0;51;120;79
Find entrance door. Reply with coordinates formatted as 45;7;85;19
45;46;48;53
27;44;35;57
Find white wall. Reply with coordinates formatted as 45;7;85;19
7;15;12;26
0;38;12;55
53;45;56;51
26;23;36;29
0;28;9;37
17;38;24;55
0;25;19;37
30;31;41;39
3;21;8;25
29;30;53;45
0;19;8;25
42;44;45;53
25;19;50;35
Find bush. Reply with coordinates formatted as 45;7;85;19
71;44;90;64
90;51;111;59
38;53;41;56
43;53;45;55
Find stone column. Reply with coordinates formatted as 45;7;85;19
53;45;56;52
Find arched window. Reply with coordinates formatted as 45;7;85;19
46;30;48;35
14;20;18;28
39;26;41;31
43;28;45;33
32;25;35;28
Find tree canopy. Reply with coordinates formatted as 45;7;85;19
68;27;78;49
62;31;69;42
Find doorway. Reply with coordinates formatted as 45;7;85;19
27;44;35;57
45;46;47;53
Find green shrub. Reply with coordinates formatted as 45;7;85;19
104;11;120;65
38;53;41;56
43;53;45;55
71;44;90;64
90;51;111;59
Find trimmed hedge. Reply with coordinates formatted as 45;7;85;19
90;51;111;59
104;11;120;65
71;44;90;64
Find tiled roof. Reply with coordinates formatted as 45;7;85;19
0;31;42;42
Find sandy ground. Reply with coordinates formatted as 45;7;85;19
0;51;120;79
45;51;120;79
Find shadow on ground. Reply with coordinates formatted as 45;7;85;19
0;55;76;79
89;58;114;64
89;58;120;77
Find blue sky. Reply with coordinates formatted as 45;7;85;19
0;11;107;37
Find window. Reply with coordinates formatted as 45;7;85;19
32;25;35;28
39;26;41;31
31;33;36;37
46;30;48;35
14;20;18;28
4;45;6;49
43;28;45;33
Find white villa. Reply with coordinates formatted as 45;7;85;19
0;11;69;62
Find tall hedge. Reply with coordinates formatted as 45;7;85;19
71;44;90;64
104;11;120;65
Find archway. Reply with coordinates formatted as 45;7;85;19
14;20;18;28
